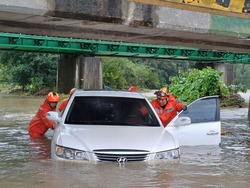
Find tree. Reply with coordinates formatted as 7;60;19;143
131;58;195;87
169;67;228;104
0;51;58;93
102;57;127;89
102;57;160;89
234;64;250;89
8;64;33;91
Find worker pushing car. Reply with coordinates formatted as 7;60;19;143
28;92;60;138
58;88;76;112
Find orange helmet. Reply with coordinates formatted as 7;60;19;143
70;88;76;95
128;86;137;92
47;92;60;102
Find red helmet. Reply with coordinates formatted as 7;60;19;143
47;92;60;102
70;88;76;95
128;86;137;92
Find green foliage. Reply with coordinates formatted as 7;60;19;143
0;51;58;93
169;67;229;104
1;50;248;103
102;57;160;89
8;64;33;91
0;65;5;82
102;57;127;89
131;58;195;87
0;51;194;93
227;84;247;94
234;64;250;89
27;77;45;94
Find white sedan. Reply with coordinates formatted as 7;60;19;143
46;90;220;163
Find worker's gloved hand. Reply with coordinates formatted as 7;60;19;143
182;105;187;111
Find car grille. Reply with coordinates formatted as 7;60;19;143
93;149;150;162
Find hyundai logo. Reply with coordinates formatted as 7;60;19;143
117;157;127;163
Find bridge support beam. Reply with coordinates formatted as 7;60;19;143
213;63;233;86
57;55;102;93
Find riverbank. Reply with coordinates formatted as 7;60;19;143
142;90;250;105
1;89;249;105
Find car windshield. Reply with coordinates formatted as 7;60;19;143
65;96;160;127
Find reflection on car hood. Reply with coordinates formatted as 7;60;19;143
57;125;178;152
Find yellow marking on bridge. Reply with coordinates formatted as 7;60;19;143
130;0;250;19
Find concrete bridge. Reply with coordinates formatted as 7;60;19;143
0;0;249;92
0;0;249;53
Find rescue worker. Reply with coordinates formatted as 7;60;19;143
158;86;176;103
28;92;60;138
58;88;76;112
151;87;187;127
128;86;137;92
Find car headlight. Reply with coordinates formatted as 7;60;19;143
155;149;180;160
55;145;89;161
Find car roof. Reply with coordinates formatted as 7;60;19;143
73;89;146;99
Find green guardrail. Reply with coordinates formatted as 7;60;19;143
0;32;250;63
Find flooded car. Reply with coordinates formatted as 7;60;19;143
1;95;249;187
46;90;221;163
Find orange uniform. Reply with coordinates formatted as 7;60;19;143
166;93;177;103
58;98;69;112
28;99;56;138
151;98;185;127
59;88;76;112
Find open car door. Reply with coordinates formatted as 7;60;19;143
166;96;221;146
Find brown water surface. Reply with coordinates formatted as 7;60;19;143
0;95;249;187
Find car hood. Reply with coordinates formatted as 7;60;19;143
55;125;178;152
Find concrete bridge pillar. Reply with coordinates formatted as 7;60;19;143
57;55;102;93
213;63;233;86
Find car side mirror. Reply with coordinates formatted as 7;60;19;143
173;117;191;126
46;111;60;124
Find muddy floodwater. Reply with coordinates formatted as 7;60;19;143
0;95;249;188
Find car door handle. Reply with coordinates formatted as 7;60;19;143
207;130;219;135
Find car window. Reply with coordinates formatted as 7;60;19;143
64;96;160;127
179;96;220;123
